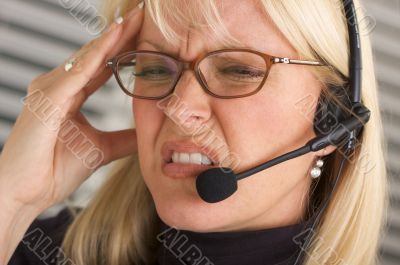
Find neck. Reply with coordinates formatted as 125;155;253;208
155;215;316;265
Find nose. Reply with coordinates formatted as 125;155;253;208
160;69;212;135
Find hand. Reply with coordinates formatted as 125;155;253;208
0;4;144;214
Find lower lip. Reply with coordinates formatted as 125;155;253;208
162;162;215;178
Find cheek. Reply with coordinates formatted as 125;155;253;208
257;68;321;141
132;99;164;166
216;69;320;166
133;99;164;130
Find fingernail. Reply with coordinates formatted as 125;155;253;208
127;1;145;19
104;17;123;34
115;16;124;25
138;1;144;9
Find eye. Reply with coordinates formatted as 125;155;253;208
219;65;265;82
134;66;175;81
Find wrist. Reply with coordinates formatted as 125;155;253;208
1;196;42;221
0;174;47;217
0;195;42;264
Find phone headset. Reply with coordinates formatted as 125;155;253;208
194;0;371;263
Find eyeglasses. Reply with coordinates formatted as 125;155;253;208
106;49;325;100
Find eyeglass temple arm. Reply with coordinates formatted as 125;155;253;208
106;57;323;68
272;57;325;66
106;59;136;67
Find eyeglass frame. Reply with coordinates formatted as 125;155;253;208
106;48;326;100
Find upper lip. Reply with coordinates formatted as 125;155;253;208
161;140;221;165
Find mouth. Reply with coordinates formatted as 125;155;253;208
161;141;221;178
162;161;218;179
167;151;217;166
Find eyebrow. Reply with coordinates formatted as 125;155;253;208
136;39;260;57
136;39;179;56
137;39;163;50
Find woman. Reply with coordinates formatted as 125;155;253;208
0;0;387;264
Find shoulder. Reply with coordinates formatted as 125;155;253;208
9;207;78;265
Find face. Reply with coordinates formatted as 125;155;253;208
133;0;323;232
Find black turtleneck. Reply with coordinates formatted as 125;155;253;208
8;208;315;265
156;217;315;265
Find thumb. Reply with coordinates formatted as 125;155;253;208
97;128;137;165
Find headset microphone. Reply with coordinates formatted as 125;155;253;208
196;105;370;203
195;0;370;205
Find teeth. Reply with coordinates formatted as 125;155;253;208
190;153;202;164
172;152;179;163
201;155;211;165
179;153;190;163
171;152;213;165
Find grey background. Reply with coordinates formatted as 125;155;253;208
0;0;399;264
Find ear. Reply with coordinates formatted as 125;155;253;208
314;145;337;157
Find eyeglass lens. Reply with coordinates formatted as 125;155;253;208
116;51;269;98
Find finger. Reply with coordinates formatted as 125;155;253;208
50;7;143;103
33;2;144;94
106;5;145;57
97;129;138;165
84;6;145;88
71;68;113;110
38;33;111;89
73;111;92;127
75;4;145;82
69;7;145;108
47;25;123;101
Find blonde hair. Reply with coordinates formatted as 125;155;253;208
62;1;388;264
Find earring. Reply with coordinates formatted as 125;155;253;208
310;158;324;179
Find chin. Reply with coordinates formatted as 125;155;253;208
153;192;236;232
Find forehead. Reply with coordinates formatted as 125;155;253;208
137;0;296;58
